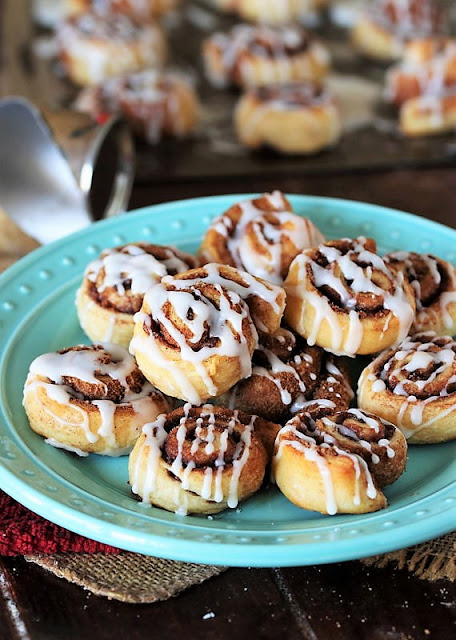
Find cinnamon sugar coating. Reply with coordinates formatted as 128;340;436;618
224;327;353;423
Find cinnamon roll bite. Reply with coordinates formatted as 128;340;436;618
129;404;271;515
273;405;407;514
283;237;416;356
129;263;286;404
223;326;353;423
202;24;330;89
352;0;447;62
198;191;325;285
385;38;456;106
64;0;179;19
76;243;197;348
358;332;456;443
58;11;167;86
23;344;170;456
75;70;200;144
384;251;456;335
235;83;342;155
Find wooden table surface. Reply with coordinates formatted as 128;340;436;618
0;167;455;640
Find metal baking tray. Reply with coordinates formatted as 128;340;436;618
2;0;456;183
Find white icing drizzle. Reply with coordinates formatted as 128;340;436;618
103;314;117;342
252;344;307;407
288;237;415;356
131;414;168;497
85;244;192;297
274;407;396;513
44;438;89;457
208;191;324;285
369;0;443;41
24;344;163;456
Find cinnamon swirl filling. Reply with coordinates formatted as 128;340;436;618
199;191;325;285
130;266;265;404
384;251;456;335
77;243;196;347
284;237;416;356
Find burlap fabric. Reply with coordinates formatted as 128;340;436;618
25;552;226;603
24;531;455;603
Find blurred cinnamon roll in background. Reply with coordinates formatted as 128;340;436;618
235;82;342;154
64;0;179;19
385;38;456;106
76;70;200;144
202;24;330;89
352;0;447;61
58;11;167;85
234;0;329;25
399;89;456;136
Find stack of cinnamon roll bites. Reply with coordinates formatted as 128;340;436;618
55;0;200;144
23;192;456;516
202;2;342;154
352;0;456;137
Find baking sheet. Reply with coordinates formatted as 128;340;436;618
2;0;456;183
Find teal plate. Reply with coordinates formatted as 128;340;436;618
0;195;455;566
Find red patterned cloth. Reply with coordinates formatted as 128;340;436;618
0;491;120;555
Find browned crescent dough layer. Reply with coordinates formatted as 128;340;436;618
273;406;407;514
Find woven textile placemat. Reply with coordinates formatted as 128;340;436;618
25;531;455;604
25;552;226;603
